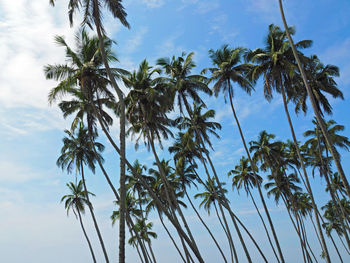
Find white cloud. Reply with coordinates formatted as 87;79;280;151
0;161;42;183
124;26;149;53
141;0;165;8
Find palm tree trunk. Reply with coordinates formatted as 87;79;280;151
225;205;269;263
80;163;110;262
227;82;285;263
87;124;150;262
94;112;201;262
277;0;350;202
247;188;280;262
203;143;252;263
158;211;186;263
92;5;127;262
280;84;330;262
77;208;97;263
126;219;147;263
300;218;318;263
214;201;237;263
148;137;203;262
148;241;157;263
185;188;228;263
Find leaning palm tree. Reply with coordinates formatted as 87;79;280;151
49;1;130;260
248;24;331;261
205;44;284;262
57;124;109;262
229;156;280;262
277;2;349;216
61;180;97;263
123;60;204;262
157;52;211;116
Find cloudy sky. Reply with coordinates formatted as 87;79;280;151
0;0;349;262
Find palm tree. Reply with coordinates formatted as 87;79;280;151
206;44;283;262
61;180;97;263
292;55;343;116
49;1;130;260
277;1;349;214
157;52;211;115
57;124;109;262
128;219;158;263
123;61;203;262
248;24;331;261
229;156;280;262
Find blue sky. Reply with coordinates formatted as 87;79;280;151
0;0;349;262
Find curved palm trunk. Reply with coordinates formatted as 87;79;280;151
92;5;127;262
94;114;202;262
278;0;350;201
225;205;269;263
77;208;97;263
203;141;252;263
87;122;150;262
300;218;318;263
280;84;330;262
194;152;237;262
158;211;186;263
228;82;285;263
184;187;228;263
148;137;203;262
147;242;157;263
80;164;110;262
214;201;237;263
247;188;280;262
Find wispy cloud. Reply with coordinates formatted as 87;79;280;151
124;26;149;54
141;0;165;8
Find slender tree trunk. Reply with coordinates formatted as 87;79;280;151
227;82;285;263
300;218;318;263
148;137;203;262
185;188;228;263
158;211;186;263
80;164;110;262
214;202;237;263
87;122;150;262
204;143;252;263
247;188;280;262
148;242;157;263
278;0;350;202
94;113;202;262
77;208;97;263
92;5;126;262
280;84;330;262
225;205;269;263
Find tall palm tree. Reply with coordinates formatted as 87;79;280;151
206;44;283;262
292;55;343;116
248;24;331;261
123;60;203;262
277;1;349;215
49;1;130;260
229;156;280;262
57;124;109;262
157;52;211;116
61;180;97;263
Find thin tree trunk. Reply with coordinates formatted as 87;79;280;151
280;84;330;262
247;188;280;262
148;137;203;262
214;202;237;263
94;113;202;262
226;206;269;263
204;146;252;263
227;82;285;263
148;242;157;263
158;211;186;263
77;208;97;263
80;164;110;262
92;5;126;262
278;0;350;203
185;188;228;263
300;218;318;263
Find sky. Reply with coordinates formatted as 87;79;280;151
0;0;350;262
